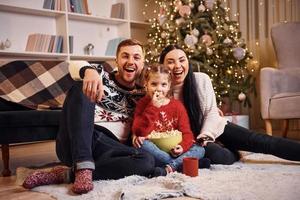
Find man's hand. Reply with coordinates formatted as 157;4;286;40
132;135;147;148
170;145;183;157
83;68;104;102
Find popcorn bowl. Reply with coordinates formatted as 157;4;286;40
149;130;182;152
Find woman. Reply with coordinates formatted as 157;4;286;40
159;44;300;164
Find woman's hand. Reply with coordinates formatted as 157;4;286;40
152;91;170;108
170;145;183;157
132;135;147;148
82;68;104;102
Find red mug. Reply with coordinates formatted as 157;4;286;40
183;157;199;177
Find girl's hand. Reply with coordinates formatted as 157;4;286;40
132;136;147;148
83;68;104;103
170;145;183;157
152;91;170;107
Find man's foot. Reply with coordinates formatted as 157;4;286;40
22;166;67;189
199;158;211;169
71;169;93;194
151;167;167;177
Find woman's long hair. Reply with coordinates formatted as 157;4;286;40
159;45;204;137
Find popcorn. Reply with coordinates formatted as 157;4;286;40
148;130;182;139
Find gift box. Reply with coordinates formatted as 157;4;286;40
223;114;249;129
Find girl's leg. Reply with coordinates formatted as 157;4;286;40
140;140;173;167
168;144;205;171
219;122;300;161
92;131;155;180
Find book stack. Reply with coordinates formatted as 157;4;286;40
110;3;125;19
25;34;63;53
105;37;126;56
67;0;90;14
43;0;62;11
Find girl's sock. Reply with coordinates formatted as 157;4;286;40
71;169;93;194
22;166;68;189
165;165;175;173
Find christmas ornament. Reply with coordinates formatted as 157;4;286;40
161;31;167;39
179;5;191;17
174;0;182;8
158;15;167;26
206;47;213;55
238;92;246;101
184;34;198;47
205;0;215;9
198;3;206;12
191;28;200;37
233;47;246;60
223;37;232;44
175;17;185;25
189;2;195;8
201;34;213;46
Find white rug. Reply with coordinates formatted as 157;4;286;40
17;153;300;200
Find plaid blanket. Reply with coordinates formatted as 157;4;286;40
0;61;74;110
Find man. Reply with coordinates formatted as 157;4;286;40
23;39;158;194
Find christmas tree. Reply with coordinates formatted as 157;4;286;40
143;0;256;107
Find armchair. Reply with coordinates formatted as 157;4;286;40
260;22;300;136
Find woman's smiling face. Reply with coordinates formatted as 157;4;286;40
162;49;189;86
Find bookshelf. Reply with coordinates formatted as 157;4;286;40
0;0;157;61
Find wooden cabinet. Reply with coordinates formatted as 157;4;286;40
0;0;154;61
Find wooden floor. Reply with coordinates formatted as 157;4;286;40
0;142;195;200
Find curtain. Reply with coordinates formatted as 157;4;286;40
225;0;300;133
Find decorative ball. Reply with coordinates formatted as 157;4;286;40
184;34;198;47
189;2;195;8
169;24;175;32
238;92;246;101
161;31;167;39
191;28;200;37
174;0;183;8
159;15;167;26
179;5;191;17
205;0;215;9
206;47;213;55
198;4;206;12
233;47;246;60
223;37;232;44
201;34;213;46
175;17;185;25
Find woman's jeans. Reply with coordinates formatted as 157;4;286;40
56;82;155;180
204;122;300;164
141;140;205;171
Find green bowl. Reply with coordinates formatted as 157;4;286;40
150;134;182;153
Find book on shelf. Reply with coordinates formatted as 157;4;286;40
69;35;74;54
105;37;126;56
110;3;125;19
69;0;90;14
25;34;63;53
43;0;62;11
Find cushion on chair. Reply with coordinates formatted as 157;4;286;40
269;92;300;119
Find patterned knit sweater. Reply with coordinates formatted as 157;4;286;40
68;61;144;142
132;96;194;152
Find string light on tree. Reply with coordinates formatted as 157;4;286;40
143;0;256;107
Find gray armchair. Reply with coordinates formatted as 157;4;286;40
260;22;300;137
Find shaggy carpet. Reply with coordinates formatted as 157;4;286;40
17;153;300;200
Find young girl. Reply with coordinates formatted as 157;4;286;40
132;64;208;174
